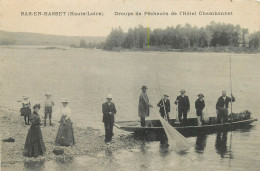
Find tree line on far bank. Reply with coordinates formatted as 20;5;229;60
77;22;260;52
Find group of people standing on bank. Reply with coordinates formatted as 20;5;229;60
19;93;75;158
18;87;236;156
138;86;235;127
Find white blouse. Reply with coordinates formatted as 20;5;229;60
61;106;71;120
22;99;30;107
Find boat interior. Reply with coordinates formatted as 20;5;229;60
116;111;252;128
146;117;218;127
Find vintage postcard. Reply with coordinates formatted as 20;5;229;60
0;0;260;170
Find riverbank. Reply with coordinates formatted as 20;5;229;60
0;107;140;168
102;46;260;54
1;44;259;54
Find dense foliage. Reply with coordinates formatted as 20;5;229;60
101;22;260;52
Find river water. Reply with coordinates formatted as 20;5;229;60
0;46;259;170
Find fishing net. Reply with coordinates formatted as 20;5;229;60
159;115;193;152
228;110;251;121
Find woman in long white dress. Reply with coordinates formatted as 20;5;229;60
55;99;75;146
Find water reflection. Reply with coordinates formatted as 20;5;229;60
195;133;207;154
139;142;151;170
102;146;121;170
159;138;169;156
55;156;75;170
24;159;45;171
105;147;113;157
215;131;233;159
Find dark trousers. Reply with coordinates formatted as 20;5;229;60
24;116;29;124
217;108;228;124
178;109;188;124
104;122;114;142
140;117;146;127
160;112;169;120
44;107;52;119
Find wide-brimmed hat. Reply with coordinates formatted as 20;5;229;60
23;95;29;99
45;92;51;96
33;104;41;109
106;94;113;99
198;93;204;97
61;98;69;103
180;89;185;93
141;86;148;90
164;94;169;97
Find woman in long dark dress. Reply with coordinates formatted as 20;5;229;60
23;104;46;157
55;99;75;146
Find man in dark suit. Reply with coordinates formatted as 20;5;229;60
157;94;170;120
216;91;235;124
175;89;190;125
102;94;117;143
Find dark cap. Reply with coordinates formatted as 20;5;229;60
33;104;41;109
197;93;204;97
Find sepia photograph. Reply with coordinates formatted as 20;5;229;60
0;0;260;170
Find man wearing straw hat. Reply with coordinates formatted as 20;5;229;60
157;94;170;121
195;93;205;126
138;86;153;127
175;89;190;125
216;91;235;124
102;94;117;143
44;92;54;126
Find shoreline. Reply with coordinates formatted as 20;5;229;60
102;46;260;54
0;107;140;168
1;45;259;54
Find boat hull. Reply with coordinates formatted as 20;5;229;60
114;118;257;136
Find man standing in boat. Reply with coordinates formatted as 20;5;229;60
138;86;153;127
102;94;117;143
175;89;190;125
195;93;205;126
157;94;170;121
216;91;235;124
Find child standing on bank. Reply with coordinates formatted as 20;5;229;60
44;93;54;126
18;95;32;125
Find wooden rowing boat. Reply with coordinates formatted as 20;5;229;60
114;111;257;136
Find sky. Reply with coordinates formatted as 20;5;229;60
0;0;259;37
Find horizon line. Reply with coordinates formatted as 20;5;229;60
0;29;106;38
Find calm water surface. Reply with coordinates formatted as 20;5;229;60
0;46;259;170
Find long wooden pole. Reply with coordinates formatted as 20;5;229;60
230;53;233;116
229;34;233;123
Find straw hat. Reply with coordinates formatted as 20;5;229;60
106;94;113;99
61;98;69;103
23;95;29;99
180;89;186;93
141;86;148;90
45;92;51;96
